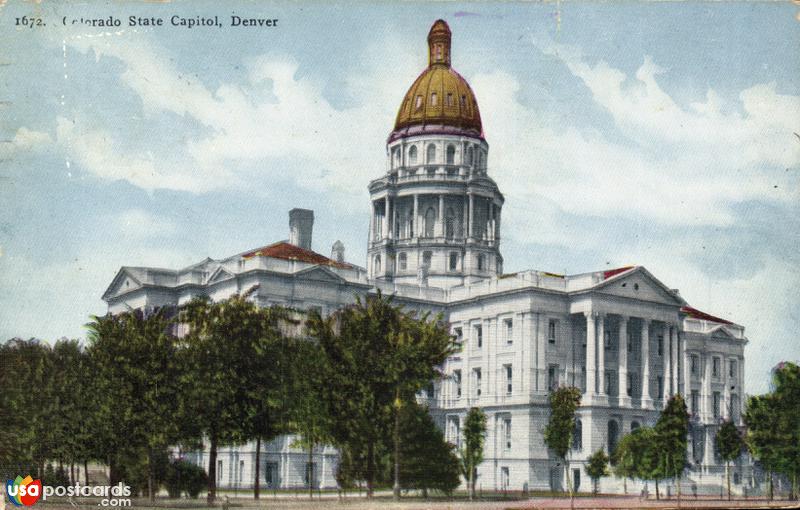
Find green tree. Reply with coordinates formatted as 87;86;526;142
715;420;744;501
460;407;487;500
585;449;609;494
744;394;779;499
305;293;454;498
87;309;184;500
611;432;637;494
180;291;282;505
543;386;581;508
771;362;800;500
394;402;460;497
654;394;689;500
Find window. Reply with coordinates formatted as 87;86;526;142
657;334;664;356
605;371;614;395
427;166;436;177
453;327;463;345
713;391;721;418
398;252;407;271
264;462;278;487
426;143;436;164
631;421;640;431
454;369;462;398
304;462;316;487
691;390;699;415
445;208;456;239
374;255;381;274
431;92;438;106
573;419;582;450
501;467;510;489
424;382;434;398
217;460;223;482
474;368;482;396
448;416;460;446
730;394;739;422
548;319;557;344
460;95;466;107
548;364;559;391
627;331;633;352
691;354;698;375
604;330;612;349
657;376;663;397
415;95;423;109
477;254;486;271
475;324;483;348
712;357;720;377
729;359;737;378
627;373;633;396
466;146;474;165
505;364;513;395
449;252;458;271
424;208;435;237
503;417;512;449
446;93;453;106
608;420;619;454
446;144;455;164
504;319;513;345
408;145;418;165
422;250;432;267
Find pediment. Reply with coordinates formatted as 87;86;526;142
294;265;345;284
709;325;737;339
206;266;236;285
102;268;143;300
593;267;686;307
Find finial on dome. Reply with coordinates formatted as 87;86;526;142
428;19;451;67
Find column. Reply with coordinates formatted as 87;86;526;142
703;427;714;471
462;195;468;238
413;194;419;239
391;196;397;240
597;314;606;395
585;312;596;397
723;355;731;420
671;326;679;395
383;196;390;239
437;195;445;237
537;313;548;393
640;319;651;406
468;193;474;238
618;315;629;403
529;313;538;394
368;202;375;243
683;345;691;403
703;354;712;421
495;207;501;241
663;325;671;402
739;356;745;422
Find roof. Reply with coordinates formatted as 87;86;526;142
241;241;353;269
681;305;733;325
603;266;635;279
391;20;482;139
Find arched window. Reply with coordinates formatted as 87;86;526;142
630;421;640;432
431;92;438;106
572;419;583;450
398;252;407;271
477;254;486;271
608;420;619;454
466;146;474;166
424;207;436;238
415;95;423;110
446;144;456;165
393;147;401;168
426;144;436;164
445;207;456;239
408;145;418;166
374;255;381;274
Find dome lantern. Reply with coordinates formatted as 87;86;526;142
428;19;451;67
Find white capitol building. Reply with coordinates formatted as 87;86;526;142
103;20;753;495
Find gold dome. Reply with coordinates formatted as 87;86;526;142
391;20;483;139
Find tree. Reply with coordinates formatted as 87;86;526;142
180;291;283;505
716;420;744;500
394;402;460;497
461;407;487;500
771;362;800;500
654;394;689;500
305;293;455;498
611;432;637;494
87;309;184;500
744;394;779;500
543;386;581;509
585;449;609;494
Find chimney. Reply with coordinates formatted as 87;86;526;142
331;240;345;263
289;208;314;250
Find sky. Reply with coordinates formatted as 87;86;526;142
0;1;798;394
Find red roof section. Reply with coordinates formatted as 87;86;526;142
241;241;352;269
603;266;635;279
681;305;733;325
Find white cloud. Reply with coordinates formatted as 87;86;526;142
115;209;177;239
